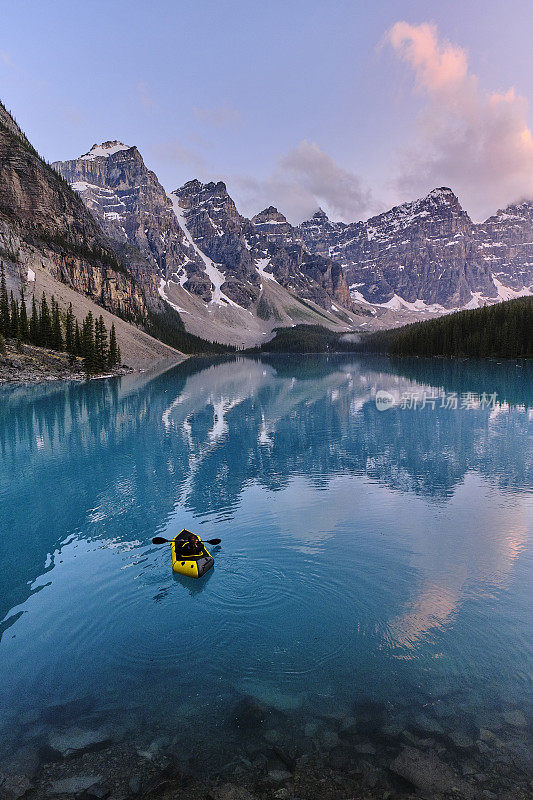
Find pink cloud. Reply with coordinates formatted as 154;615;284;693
386;21;533;220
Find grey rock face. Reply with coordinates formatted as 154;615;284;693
474;202;533;291
53;143;203;304
55;148;357;315
0;116;147;324
172;180;359;313
299;188;533;307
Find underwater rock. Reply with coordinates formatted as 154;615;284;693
47;728;111;759
266;768;292;783
412;713;445;736
354;741;377;755
137;761;183;797
389;746;474;797
47;774;103;794
0;772;32;800
208;783;257;800
318;729;339;751
231;696;270;730
503;709;527;727
447;730;475;749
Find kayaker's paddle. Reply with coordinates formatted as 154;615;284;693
152;536;221;545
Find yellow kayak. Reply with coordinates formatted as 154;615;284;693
171;529;214;578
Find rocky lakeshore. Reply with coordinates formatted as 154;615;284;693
1;690;531;800
0;340;132;384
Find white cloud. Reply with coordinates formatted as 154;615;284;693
231;140;372;224
386;21;533;220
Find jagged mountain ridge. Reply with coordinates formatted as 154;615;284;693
297;188;533;309
54;144;359;317
0;106;147;324
53;142;205;304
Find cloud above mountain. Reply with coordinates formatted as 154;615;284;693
386;21;533;220
232;140;372;224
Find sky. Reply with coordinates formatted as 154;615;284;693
2;0;533;224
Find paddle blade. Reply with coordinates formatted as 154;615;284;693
152;537;169;544
205;538;221;545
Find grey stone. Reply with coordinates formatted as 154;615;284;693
319;730;339;750
503;709;528;727
48;727;111;758
266;769;292;783
303;722;320;738
412;713;444;736
448;730;475;749
208;785;256;800
339;715;358;734
0;773;32;800
389;746;474;798
355;741;377;755
48;775;102;795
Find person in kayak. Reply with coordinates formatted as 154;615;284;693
176;533;203;556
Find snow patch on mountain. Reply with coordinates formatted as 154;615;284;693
168;192;244;309
81;141;131;160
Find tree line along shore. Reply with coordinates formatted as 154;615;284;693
0;265;121;375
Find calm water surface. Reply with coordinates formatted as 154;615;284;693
0;355;531;772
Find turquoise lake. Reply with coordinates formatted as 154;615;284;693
0;355;531;779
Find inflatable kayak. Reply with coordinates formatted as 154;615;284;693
171;529;214;578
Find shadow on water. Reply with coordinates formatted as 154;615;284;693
172;567;215;596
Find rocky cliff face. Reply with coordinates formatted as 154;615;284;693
53;142;203;303
298;188;533;308
55;139;360;318
473;202;533;293
0;116;147;322
172;181;361;313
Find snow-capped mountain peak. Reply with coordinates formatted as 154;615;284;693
80;141;132;160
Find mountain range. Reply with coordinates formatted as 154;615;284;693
1;97;532;359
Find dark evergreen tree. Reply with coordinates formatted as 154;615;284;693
0;331;5;355
10;292;19;340
30;295;39;344
82;311;96;374
0;265;10;337
94;315;108;372
65;303;75;354
40;293;52;348
19;288;30;342
51;296;63;351
108;323;119;368
74;320;82;356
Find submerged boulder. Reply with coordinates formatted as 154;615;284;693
389;746;474;797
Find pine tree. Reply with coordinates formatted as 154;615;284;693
0;331;5;355
19;288;30;342
116;344;121;366
40;293;52;348
82;311;95;375
74;320;82;356
94;315;108;372
10;292;19;340
108;323;118;368
51;296;63;351
0;265;10;337
30;296;39;344
65;303;74;354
